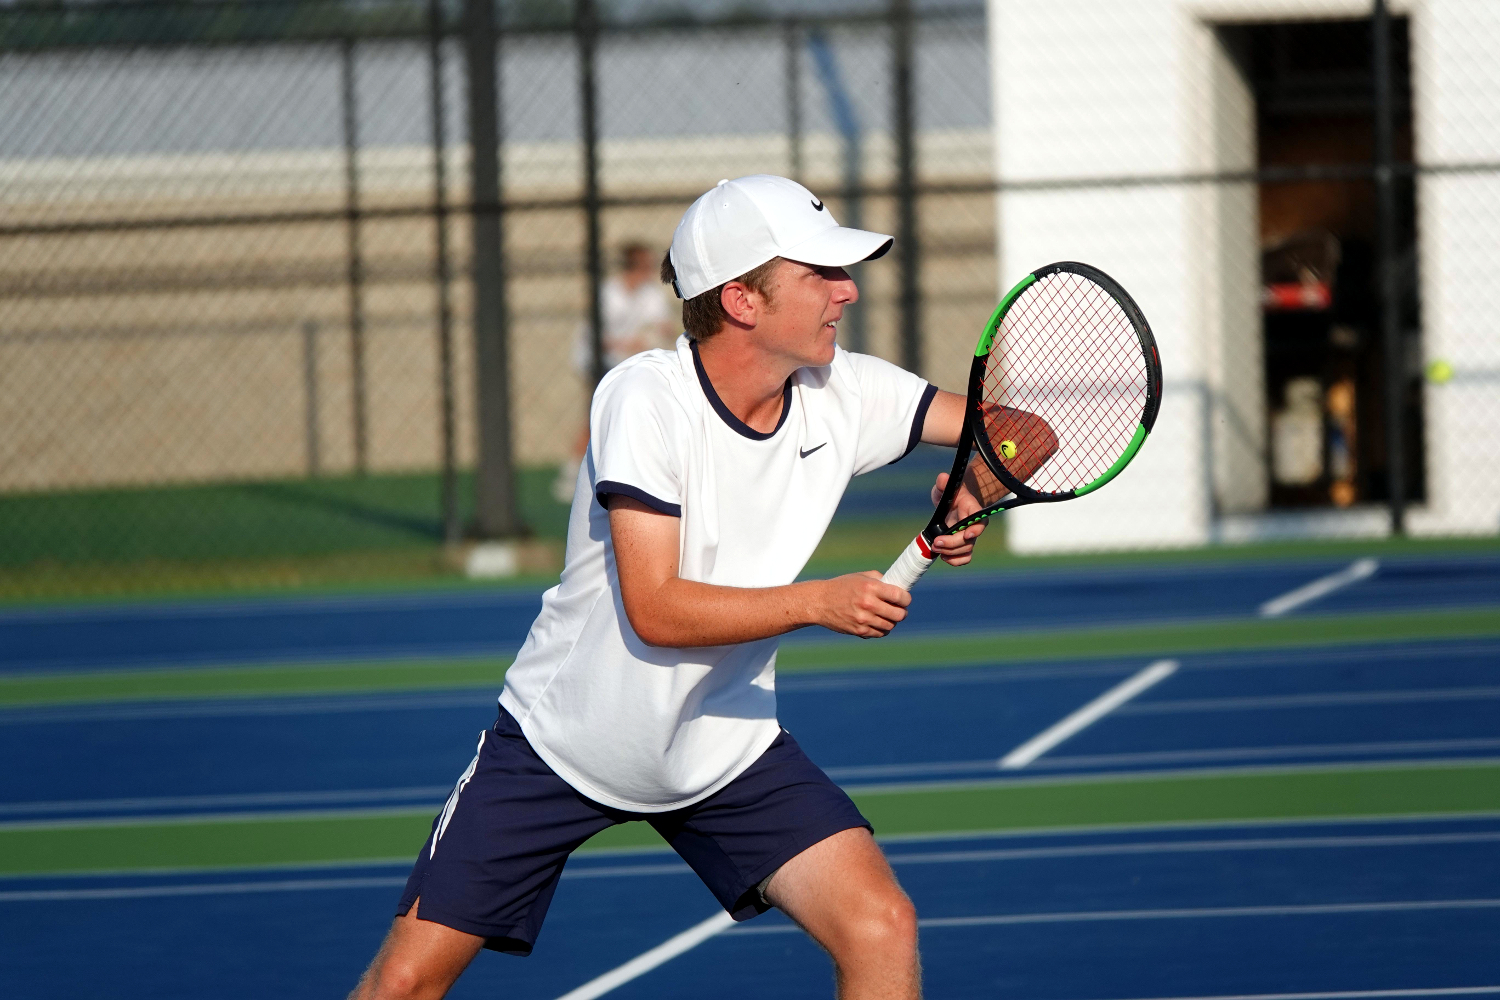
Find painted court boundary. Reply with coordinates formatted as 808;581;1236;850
1000;659;1177;768
728;898;1500;934
21;732;1492;826
4;607;1498;708
4;757;1499;846
11;823;1500;902
1260;559;1379;617
8;809;1496;886
1092;989;1500;1000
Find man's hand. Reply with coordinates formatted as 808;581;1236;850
815;571;911;638
929;471;988;566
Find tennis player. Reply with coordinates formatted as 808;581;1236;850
351;175;987;1000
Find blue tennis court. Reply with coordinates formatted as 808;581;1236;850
4;553;1496;673
1;552;1498;998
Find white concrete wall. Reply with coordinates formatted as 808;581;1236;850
1408;0;1500;536
989;0;1214;552
987;0;1500;552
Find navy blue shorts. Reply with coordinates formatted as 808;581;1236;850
396;708;870;955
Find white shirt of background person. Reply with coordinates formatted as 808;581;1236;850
571;243;673;375
557;243;674;501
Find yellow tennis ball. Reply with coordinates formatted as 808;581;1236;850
999;439;1018;460
1426;359;1454;384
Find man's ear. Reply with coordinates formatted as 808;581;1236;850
719;281;760;328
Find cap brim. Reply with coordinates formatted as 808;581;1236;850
780;226;894;268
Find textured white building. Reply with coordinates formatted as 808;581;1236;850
987;0;1500;551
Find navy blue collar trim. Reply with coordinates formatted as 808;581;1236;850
691;340;791;441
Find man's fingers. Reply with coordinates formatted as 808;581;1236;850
930;471;950;507
933;520;985;550
829;572;912;638
859;599;907;624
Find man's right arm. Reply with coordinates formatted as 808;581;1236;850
607;495;910;647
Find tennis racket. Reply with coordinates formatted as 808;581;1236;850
883;261;1162;590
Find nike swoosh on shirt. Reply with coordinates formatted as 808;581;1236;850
800;443;827;458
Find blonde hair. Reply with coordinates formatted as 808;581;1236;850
660;253;782;341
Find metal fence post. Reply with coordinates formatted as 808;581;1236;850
807;29;866;354
466;0;524;540
302;320;322;477
891;0;921;376
340;36;369;475
1373;0;1405;534
429;0;461;545
578;0;606;389
786;18;803;183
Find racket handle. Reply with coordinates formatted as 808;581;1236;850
882;535;935;592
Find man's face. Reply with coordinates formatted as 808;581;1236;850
753;259;858;368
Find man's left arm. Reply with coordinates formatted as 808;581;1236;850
919;390;987;567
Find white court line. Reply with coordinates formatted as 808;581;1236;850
0;876;407;902
880;830;1500;867
15;829;1499;902
551;911;736;1000
1080;989;1500;1000
730;897;1500;935
0;785;452;818
1259;558;1378;618
1027;737;1500;770
999;660;1179;769
1116;686;1500;715
831;735;1500;781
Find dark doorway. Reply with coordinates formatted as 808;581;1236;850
1228;18;1422;509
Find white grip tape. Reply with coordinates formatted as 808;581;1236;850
882;535;935;591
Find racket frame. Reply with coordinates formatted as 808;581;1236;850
915;261;1163;548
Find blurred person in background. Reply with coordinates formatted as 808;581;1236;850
554;242;674;501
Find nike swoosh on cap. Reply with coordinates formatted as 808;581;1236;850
811;198;825;211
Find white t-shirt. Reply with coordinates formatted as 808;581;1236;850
500;335;935;812
572;277;673;374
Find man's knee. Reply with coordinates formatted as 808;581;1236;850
826;888;918;961
351;904;481;1000
357;953;448;1000
369;958;422;1000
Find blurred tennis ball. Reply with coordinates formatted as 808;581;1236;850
1426;359;1454;384
999;439;1018;460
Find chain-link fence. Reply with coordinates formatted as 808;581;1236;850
1;0;1494;595
0;0;997;595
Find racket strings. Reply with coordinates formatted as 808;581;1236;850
984;271;1148;495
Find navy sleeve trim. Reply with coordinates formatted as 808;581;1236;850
891;383;939;464
596;480;682;517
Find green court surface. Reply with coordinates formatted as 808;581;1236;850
4;604;1497;709
5;763;1498;878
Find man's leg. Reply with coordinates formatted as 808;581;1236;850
764;828;921;1000
349;897;485;1000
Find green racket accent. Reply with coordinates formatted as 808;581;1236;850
974;273;1036;356
1073;423;1148;496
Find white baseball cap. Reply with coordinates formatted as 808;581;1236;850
668;175;893;300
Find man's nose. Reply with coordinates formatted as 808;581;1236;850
830;270;858;304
